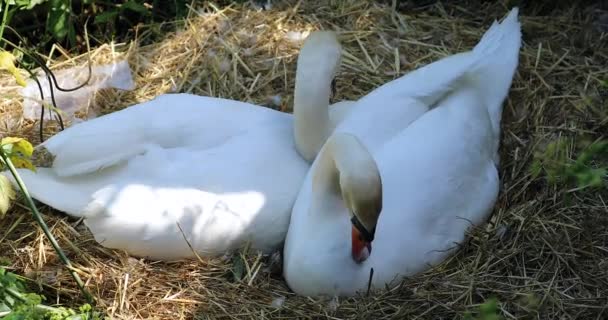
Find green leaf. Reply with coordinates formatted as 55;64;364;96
231;254;245;282
94;10;119;24
14;0;48;10
122;0;149;15
46;0;71;41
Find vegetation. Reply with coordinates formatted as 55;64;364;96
0;266;99;319
0;136;96;317
1;0;188;51
463;298;501;320
531;137;608;190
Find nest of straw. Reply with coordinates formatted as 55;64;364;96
1;0;607;319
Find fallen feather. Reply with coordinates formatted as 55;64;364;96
270;296;285;309
285;31;310;43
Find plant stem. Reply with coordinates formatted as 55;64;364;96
0;0;10;43
0;153;95;305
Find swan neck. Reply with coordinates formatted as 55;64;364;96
311;133;377;204
312;134;353;197
293;72;332;163
312;139;339;197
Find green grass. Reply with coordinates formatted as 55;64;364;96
0;266;100;320
530;137;608;190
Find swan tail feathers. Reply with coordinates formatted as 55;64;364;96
405;7;520;117
39;98;176;177
44;141;148;178
42;93;278;177
469;7;522;140
2;168;93;216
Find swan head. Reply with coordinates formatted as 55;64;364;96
343;172;382;263
295;30;342;96
333;135;383;264
313;132;383;264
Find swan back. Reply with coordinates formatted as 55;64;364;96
41;94;287;177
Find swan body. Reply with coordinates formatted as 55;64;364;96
283;8;521;297
4;31;351;260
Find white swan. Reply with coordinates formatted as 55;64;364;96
4;31;351;260
283;8;521;297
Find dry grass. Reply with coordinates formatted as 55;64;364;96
1;0;608;319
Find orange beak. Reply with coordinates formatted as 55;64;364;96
351;226;372;263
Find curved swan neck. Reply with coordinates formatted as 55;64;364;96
293;32;342;163
312;133;380;208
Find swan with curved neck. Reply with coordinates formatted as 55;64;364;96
283;7;521;296
3;31;354;260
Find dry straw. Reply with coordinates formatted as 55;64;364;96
1;0;607;319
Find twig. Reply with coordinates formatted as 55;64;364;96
176;222;206;264
367;267;374;297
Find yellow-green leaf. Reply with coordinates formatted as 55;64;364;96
0;175;16;218
1;137;34;158
0;51;27;87
10;157;36;172
0;137;23;145
0;137;36;171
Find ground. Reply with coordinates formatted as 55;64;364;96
0;0;607;319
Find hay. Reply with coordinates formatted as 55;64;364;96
1;0;607;319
